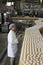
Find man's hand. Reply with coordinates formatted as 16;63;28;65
17;34;22;40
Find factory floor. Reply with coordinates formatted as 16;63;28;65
0;32;24;65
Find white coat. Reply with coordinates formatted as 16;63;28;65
7;30;18;57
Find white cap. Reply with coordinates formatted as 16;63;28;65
9;23;15;29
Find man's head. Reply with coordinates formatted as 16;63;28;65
9;23;16;31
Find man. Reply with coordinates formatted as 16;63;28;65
7;23;20;65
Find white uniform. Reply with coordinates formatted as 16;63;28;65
7;30;18;57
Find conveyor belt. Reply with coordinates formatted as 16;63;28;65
19;28;43;65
